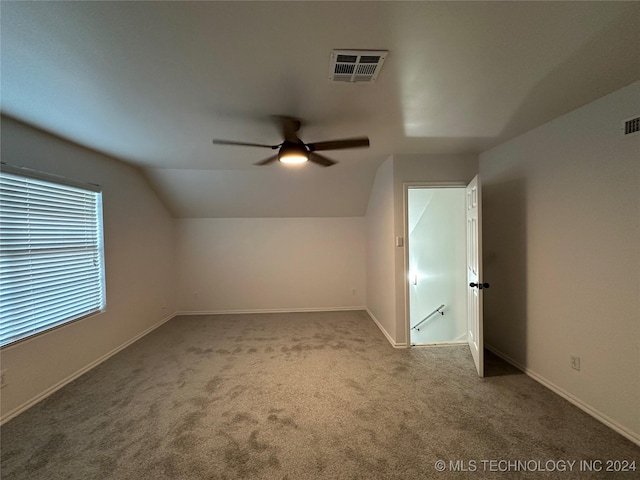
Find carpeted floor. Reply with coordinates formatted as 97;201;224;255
1;311;638;479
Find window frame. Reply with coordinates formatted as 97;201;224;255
0;163;106;348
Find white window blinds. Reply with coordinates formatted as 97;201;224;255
0;165;105;347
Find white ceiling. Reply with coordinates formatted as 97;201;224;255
2;1;638;218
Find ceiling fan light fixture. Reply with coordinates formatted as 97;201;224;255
213;116;369;167
278;143;308;164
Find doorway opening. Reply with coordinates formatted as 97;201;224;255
406;186;467;346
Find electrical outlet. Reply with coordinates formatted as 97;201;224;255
352;289;357;296
0;370;7;389
570;355;581;371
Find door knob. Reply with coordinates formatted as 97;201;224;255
469;282;490;289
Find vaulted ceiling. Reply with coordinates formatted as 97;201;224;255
2;1;638;217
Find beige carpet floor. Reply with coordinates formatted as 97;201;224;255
1;310;638;479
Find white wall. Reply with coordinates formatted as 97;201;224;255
364;157;397;344
408;188;466;343
393;154;478;344
364;155;477;346
0;116;176;421
176;217;365;312
480;81;640;443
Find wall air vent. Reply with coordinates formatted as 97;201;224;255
329;50;388;83
623;116;640;136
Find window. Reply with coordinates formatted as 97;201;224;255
0;164;105;347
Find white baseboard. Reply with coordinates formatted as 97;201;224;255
0;312;177;426
175;306;366;316
364;308;407;348
485;343;640;447
178;307;409;350
411;341;467;347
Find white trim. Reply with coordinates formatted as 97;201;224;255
403;182;469;348
485;343;640;447
411;341;466;347
403;181;469;189
176;308;410;349
364;308;407;348
175;306;366;316
0;312;177;426
0;162;101;192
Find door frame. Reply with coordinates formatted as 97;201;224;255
403;181;468;347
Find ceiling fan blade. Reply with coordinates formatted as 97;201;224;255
254;154;279;166
309;152;337;167
307;137;370;152
212;139;276;149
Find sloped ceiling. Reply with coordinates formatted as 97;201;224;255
1;1;638;218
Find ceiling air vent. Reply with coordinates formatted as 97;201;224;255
329;50;388;83
623;116;640;136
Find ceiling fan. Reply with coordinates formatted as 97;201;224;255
212;116;369;167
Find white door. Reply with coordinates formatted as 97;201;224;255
466;175;485;377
